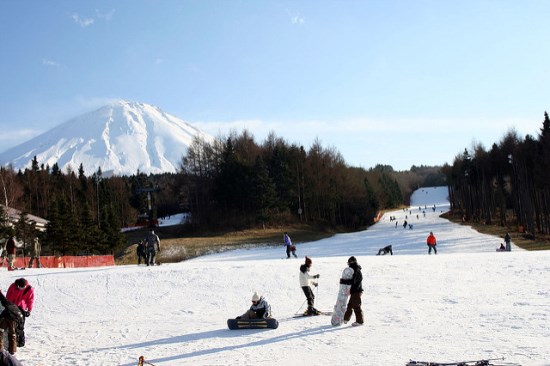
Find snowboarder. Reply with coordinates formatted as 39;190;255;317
427;232;437;254
340;256;364;326
504;232;511;252
299;256;320;315
237;292;272;320
145;230;160;266
377;245;393;256
284;232;297;258
136;240;146;265
6;278;34;349
28;237;42;268
0;290;23;355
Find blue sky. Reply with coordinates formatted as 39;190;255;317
1;1;549;171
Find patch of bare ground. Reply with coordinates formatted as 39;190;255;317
117;224;339;265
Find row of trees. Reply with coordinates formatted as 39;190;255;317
444;112;550;238
1;130;445;256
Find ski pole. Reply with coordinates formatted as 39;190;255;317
295;298;307;314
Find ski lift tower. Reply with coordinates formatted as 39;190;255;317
135;186;161;227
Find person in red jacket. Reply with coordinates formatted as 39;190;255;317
426;231;437;255
5;237;18;270
6;278;34;349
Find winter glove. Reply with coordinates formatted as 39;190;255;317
314;274;320;279
313;283;318;287
339;279;344;284
24;310;30;317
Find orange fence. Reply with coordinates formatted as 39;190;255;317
8;255;115;269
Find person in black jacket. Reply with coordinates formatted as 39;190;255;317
340;256;364;326
0;291;24;355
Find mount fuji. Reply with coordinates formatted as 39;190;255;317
0;100;214;176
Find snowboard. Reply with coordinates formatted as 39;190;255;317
227;318;279;330
331;266;354;326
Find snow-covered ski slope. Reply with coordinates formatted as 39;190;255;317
4;187;549;366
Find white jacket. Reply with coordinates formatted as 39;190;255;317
299;265;318;287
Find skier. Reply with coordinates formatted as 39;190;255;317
426;231;437;254
284;232;296;258
28;237;42;268
6;278;34;349
136;240;146;265
340;256;364;326
145;230;161;266
299;256;320;315
0;290;24;355
237;292;272;320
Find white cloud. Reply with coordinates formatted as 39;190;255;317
42;59;60;67
95;9;115;21
71;13;95;27
285;9;305;25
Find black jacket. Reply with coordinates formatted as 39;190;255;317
341;263;363;294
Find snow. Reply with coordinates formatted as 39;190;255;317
4;186;549;366
0;100;214;176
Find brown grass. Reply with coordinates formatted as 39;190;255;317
441;212;550;251
117;224;337;265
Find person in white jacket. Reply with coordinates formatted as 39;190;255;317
299;256;320;315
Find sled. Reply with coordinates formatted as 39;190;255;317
227;318;279;330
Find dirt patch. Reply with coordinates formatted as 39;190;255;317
118;225;338;265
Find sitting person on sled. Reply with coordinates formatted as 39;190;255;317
237;292;272;320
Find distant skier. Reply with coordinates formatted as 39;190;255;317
377;245;393;256
237;292;272;320
340;256;364;326
28;237;42;268
284;232;297;258
136;240;146;265
427;231;437;255
145;230;161;266
299;256;320;315
5;236;18;270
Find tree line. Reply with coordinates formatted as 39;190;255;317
1;130;445;256
443;112;550;238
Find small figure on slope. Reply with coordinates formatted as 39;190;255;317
28;236;42;268
237;292;272;320
145;230;161;266
136;240;147;265
504;232;512;252
426;231;437;255
299;256;321;315
284;232;297;258
377;245;393;256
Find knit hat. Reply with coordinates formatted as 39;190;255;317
347;256;357;265
15;278;28;288
251;291;260;302
305;256;312;267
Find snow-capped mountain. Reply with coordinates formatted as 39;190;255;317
0;100;214;176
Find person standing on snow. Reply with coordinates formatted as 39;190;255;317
300;256;320;315
0;290;24;355
136;240;147;265
6;278;34;348
5;236;18;270
145;230;160;266
284;232;296;258
426;231;437;255
340;256;364;326
237;292;272;320
28;237;42;268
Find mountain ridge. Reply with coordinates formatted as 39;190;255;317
0;100;213;176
